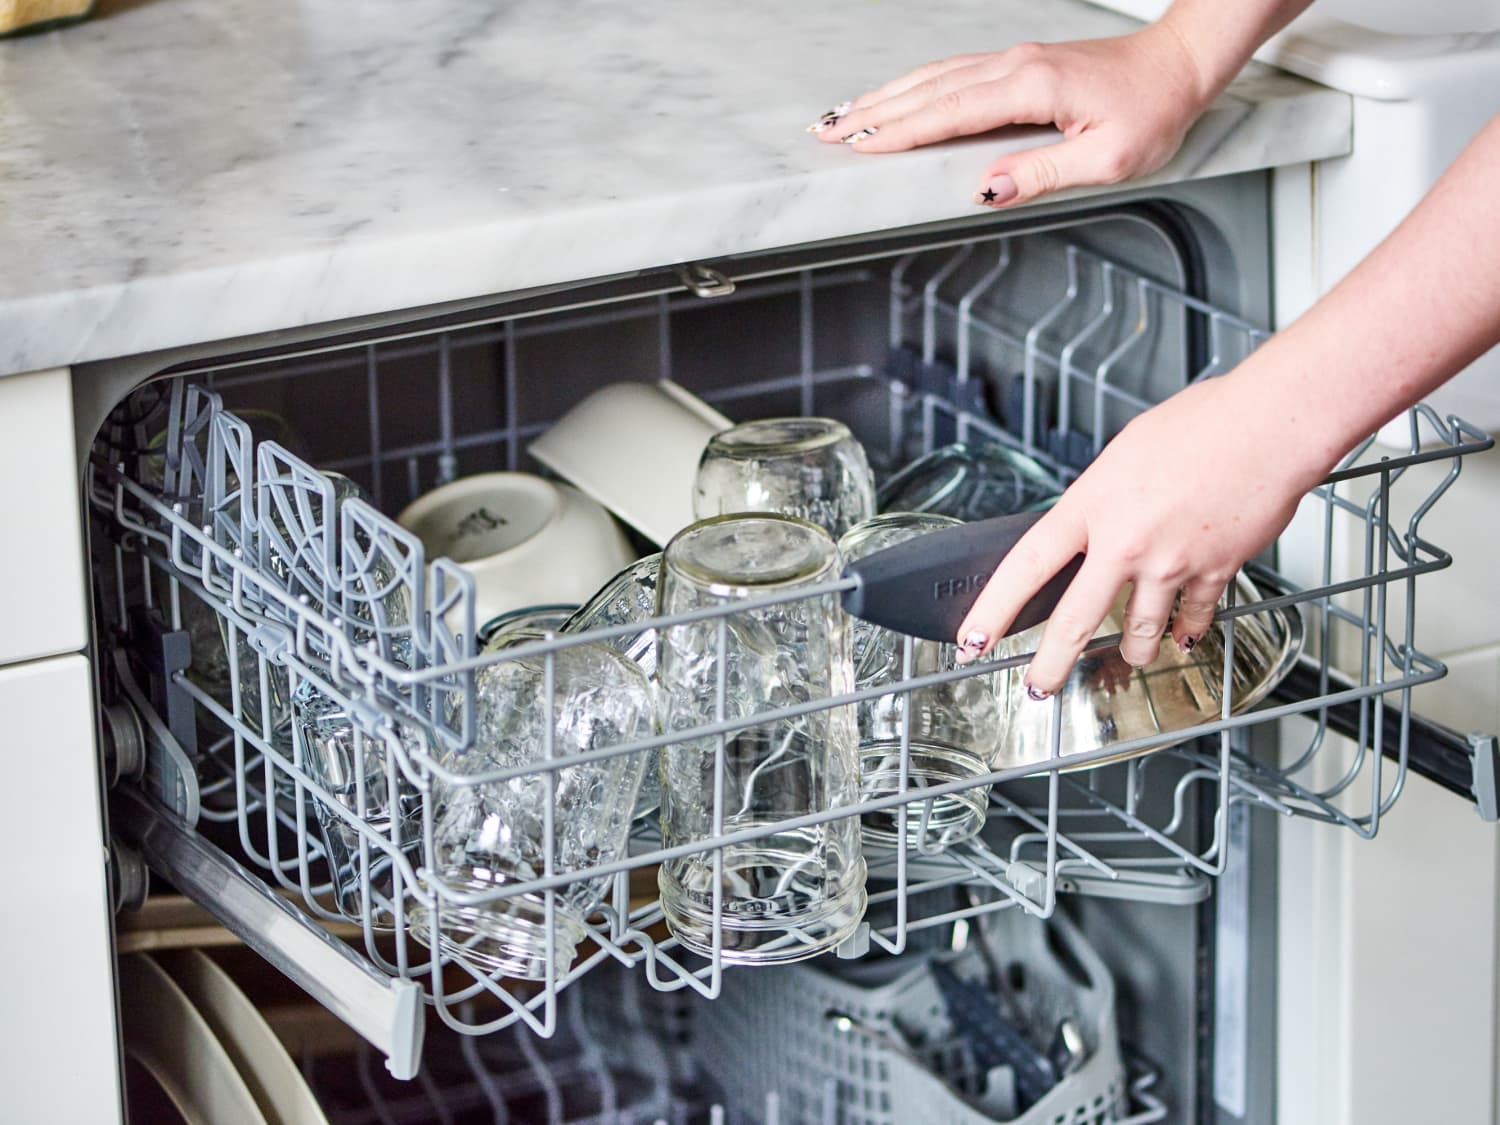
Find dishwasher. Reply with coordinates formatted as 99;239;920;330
82;199;1493;1125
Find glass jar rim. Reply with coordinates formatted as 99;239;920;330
705;417;854;458
663;513;839;595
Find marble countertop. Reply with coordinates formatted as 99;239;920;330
0;0;1350;376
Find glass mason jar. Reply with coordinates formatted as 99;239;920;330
409;631;654;980
286;470;421;924
478;604;580;647
838;513;1003;851
290;680;425;929
876;442;1062;522
563;553;663;818
692;418;876;541
656;514;866;964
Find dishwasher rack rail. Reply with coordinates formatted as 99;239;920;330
89;224;1492;1075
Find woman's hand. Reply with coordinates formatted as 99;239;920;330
952;365;1334;695
809;21;1215;208
949;109;1500;695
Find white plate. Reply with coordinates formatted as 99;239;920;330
158;949;329;1125
119;954;271;1125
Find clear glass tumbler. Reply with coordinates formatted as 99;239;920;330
838;513;1003;850
877;442;1062;522
288;470;422;923
291;680;425;928
563;553;663;819
410;631;654;979
692;418;876;541
656;514;866;964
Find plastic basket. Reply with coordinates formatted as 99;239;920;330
693;908;1124;1125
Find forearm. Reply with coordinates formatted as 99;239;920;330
1156;0;1315;105
1225;113;1500;482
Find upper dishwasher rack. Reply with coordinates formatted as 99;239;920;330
90;223;1491;1078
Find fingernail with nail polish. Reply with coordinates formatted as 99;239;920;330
954;629;987;665
1179;634;1198;653
975;174;1018;207
806;102;852;133
841;126;878;144
1025;683;1052;702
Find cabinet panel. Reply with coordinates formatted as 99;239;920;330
0;655;121;1125
0;368;89;664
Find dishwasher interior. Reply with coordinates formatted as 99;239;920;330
86;205;1490;1124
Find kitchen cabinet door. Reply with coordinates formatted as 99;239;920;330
0;368;89;665
0;654;121;1125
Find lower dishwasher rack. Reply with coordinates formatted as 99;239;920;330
89;222;1492;1085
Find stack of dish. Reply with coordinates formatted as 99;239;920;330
120;950;327;1125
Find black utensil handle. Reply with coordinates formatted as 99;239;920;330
929;961;1058;1108
841;511;1083;642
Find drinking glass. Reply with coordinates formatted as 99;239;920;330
409;632;654;979
478;604;580;646
656;514;866;964
563;553;663;676
291;680;424;928
692;418;876;540
877;442;1062;522
284;471;422;923
838;513;1003;850
563;553;663;817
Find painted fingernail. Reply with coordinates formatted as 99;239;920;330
806;101;852;132
1025;682;1052;702
1179;634;1199;653
954;629;988;665
975;174;1018;207
841;126;879;144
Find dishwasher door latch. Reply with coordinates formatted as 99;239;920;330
675;262;735;298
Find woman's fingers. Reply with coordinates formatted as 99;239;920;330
816;59;997;144
1021;556;1126;695
1171;573;1231;652
844;67;1056;154
808;55;989;136
975;131;1132;207
840;87;1007;152
850;53;992;111
1118;579;1178;667
955;505;1086;664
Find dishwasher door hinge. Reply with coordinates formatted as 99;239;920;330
675;262;735;298
1470;732;1500;821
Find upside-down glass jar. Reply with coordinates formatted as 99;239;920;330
656;514;866;964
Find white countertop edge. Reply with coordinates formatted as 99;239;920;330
2;88;1349;379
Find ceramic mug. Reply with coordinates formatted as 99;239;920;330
529;380;733;546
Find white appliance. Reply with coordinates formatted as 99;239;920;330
2;2;1498;1123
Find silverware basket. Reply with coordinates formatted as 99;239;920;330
693;907;1157;1125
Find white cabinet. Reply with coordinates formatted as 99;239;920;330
0;655;121;1125
0;368;89;666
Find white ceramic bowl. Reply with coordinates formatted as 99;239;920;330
397;472;635;634
528;380;733;545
